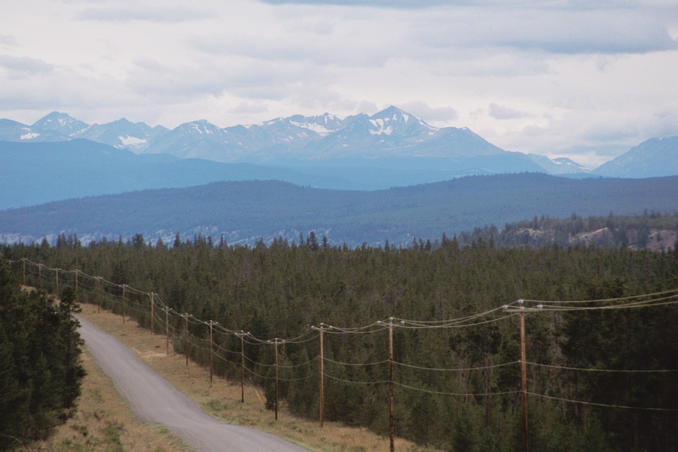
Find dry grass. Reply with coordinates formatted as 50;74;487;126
27;346;189;452
76;302;439;452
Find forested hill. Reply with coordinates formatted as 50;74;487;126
456;213;678;251
1;173;678;247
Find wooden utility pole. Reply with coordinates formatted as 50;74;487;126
149;292;154;334
183;314;189;369
165;305;170;356
388;318;395;452
209;320;214;385
311;325;325;427
96;277;102;313
55;268;59;295
319;326;325;427
519;301;529;452
37;263;42;288
273;339;280;421
122;284;127;323
238;332;246;403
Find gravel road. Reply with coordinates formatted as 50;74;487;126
77;316;310;452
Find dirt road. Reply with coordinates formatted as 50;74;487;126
77;316;310;452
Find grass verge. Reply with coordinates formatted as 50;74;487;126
26;345;189;452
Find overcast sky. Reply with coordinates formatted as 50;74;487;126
1;0;677;167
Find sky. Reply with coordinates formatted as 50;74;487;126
1;0;677;168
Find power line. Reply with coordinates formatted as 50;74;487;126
526;361;678;374
389;313;519;329
522;287;678;304
393;360;521;372
528;392;678;412
514;295;678;313
323;357;388;367
323;372;390;386
394;381;521;398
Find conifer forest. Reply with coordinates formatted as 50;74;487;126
0;262;85;450
3;226;678;452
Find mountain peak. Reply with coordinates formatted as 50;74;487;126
371;105;409;120
32;111;88;136
594;135;678;178
285;113;344;135
177;119;221;136
33;111;79;125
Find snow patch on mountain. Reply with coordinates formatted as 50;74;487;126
119;135;147;146
20;132;39;140
289;120;333;135
368;119;393;135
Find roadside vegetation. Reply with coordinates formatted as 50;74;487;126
0;263;84;450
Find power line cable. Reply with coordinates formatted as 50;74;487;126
526;361;678;374
392;360;521;372
528;392;678;412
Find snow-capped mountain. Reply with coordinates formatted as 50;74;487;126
0;107;593;176
144;113;344;161
286;113;344;136
32;111;88;139
309;106;505;159
144;119;233;160
75;118;168;152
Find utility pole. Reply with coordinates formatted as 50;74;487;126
121;284;127;323
55;268;59;295
96;277;102;313
312;324;325;427
519;300;529;452
209;320;214;385
149;292;154;334
388;317;395;452
183;313;189;369
37;263;42;288
237;331;246;403
165;305;170;356
271;338;282;421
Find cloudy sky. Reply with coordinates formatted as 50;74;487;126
1;0;677;167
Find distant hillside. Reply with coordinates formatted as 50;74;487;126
0;140;557;209
594;136;678;178
1;173;677;247
0;139;334;209
455;213;678;251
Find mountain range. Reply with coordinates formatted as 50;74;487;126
0;107;564;170
2;173;677;247
3;108;676;181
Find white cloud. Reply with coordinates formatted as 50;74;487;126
489;103;528;120
398;101;457;122
0;55;53;76
0;34;16;47
77;6;212;22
